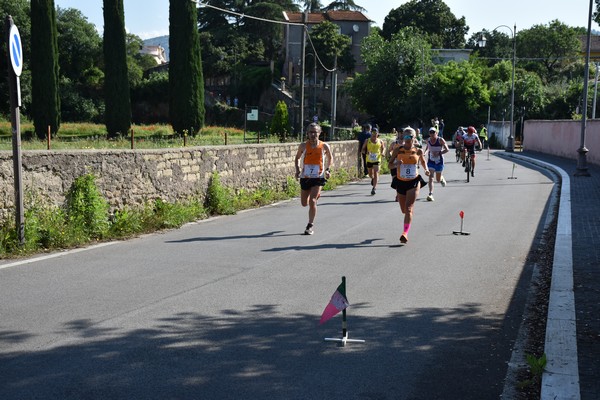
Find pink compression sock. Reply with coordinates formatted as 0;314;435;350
403;223;411;234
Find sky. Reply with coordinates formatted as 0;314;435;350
53;0;598;40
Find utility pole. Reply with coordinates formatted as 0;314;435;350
299;11;307;140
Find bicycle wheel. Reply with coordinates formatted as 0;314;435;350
465;157;471;183
455;148;460;163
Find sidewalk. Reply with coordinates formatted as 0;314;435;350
503;150;599;400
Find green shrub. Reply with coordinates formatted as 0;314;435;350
109;207;144;238
270;101;290;142
285;176;300;198
65;173;110;240
205;172;236;215
334;128;354;141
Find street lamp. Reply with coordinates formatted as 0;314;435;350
575;0;592;176
478;24;516;152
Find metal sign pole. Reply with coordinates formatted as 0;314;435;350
6;16;25;245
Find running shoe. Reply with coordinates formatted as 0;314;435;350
427;194;434;201
471;170;474;177
371;188;376;195
304;223;314;235
440;176;446;187
400;233;408;244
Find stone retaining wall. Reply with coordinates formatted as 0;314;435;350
0;141;359;223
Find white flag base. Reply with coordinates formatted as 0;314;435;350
324;333;365;346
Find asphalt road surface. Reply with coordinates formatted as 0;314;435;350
0;151;556;400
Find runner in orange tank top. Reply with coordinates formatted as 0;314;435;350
387;127;430;244
294;123;333;235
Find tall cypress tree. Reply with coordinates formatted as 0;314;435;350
30;0;60;139
103;0;131;138
169;0;205;135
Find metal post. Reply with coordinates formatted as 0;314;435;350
6;15;24;245
299;12;307;139
330;55;338;141
576;0;592;176
592;63;599;119
420;47;424;124
506;24;516;152
313;54;317;118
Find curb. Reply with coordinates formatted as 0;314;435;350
497;153;580;400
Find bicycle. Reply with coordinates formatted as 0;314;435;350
464;149;474;183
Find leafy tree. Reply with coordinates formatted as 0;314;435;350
270;100;291;141
467;29;513;67
125;33;158;88
515;70;546;120
56;7;103;122
298;0;323;12
30;0;61;138
350;28;432;127
199;0;298;76
56;8;102;84
170;0;205;135
543;80;582;120
103;0;131;137
516;20;582;84
322;0;365;12
308;20;354;86
0;0;31;117
382;0;468;49
426;61;490;130
241;2;286;63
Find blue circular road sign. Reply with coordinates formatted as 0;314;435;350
9;24;23;77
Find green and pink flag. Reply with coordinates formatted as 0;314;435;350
319;280;349;324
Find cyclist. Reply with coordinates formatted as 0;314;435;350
454;127;465;162
462;126;483;177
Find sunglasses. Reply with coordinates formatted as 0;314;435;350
403;135;414;140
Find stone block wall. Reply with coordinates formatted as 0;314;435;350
0;141;359;222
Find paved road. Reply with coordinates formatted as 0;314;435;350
0;151;556;399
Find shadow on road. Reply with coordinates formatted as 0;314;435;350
0;303;511;399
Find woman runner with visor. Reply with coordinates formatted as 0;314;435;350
388;127;430;244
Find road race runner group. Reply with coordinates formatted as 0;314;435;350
295;121;483;243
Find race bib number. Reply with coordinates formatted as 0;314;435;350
399;164;417;179
303;164;321;178
368;152;378;162
430;152;441;163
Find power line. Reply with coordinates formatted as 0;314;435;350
194;1;304;27
194;1;337;71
